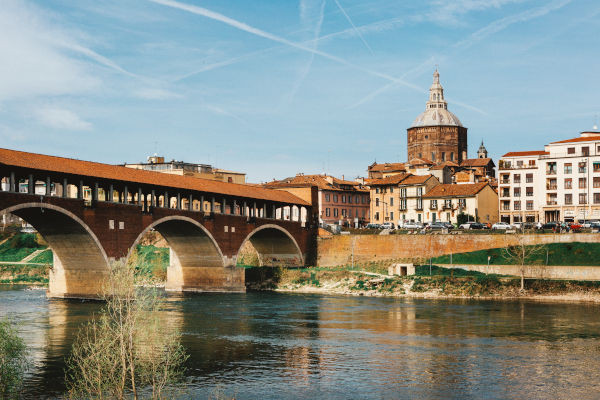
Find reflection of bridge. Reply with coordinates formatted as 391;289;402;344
0;148;316;298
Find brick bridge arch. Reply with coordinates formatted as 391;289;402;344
237;224;304;267
0;202;110;298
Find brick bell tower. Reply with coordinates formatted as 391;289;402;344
407;69;468;164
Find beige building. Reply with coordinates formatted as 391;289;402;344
423;182;498;224
369;173;439;226
124;155;246;184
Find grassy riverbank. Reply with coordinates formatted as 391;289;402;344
245;265;600;302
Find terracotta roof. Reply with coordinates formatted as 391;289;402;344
408;157;434;166
401;175;435;185
368;162;406;172
460;158;494;167
0;148;308;205
423;182;489;198
264;174;367;192
429;161;460;170
368;173;411;186
550;135;600;144
501;150;548;157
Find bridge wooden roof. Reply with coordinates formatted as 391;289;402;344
0;148;309;205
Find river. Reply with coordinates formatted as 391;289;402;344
1;285;600;399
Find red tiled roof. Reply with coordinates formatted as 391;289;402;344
550;135;600;144
502;150;548;157
423;182;489;198
368;162;406;172
401;175;435;185
460;158;494;167
408;157;434;166
0;148;308;205
367;173;411;186
264;174;367;192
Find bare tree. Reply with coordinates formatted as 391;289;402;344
66;260;188;399
503;232;544;292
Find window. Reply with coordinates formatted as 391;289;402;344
502;187;510;197
501;174;510;184
458;198;466;208
526;200;534;210
342;195;346;203
529;159;536;166
374;212;379;220
390;198;394;206
547;193;557;205
595;193;600;204
579;162;587;173
417;187;423;196
502;201;510;210
325;208;330;217
579;177;587;189
579;193;588;205
564;178;572;189
514;201;521;211
348;196;353;204
547;178;557;190
514;187;521;197
444;199;452;208
526;173;534;183
526;187;533;196
431;152;436;162
401;188;407;198
564;163;572;174
390;212;394;220
594;162;600;172
334;208;339;217
400;199;407;210
595;177;600;188
430;200;438;209
514;174;521;184
450;152;454;161
390;187;394;193
375;188;380;194
441;152;445;161
325;194;330;202
517;160;523;167
342;209;347;217
582;146;590;156
333;194;339;203
547;162;557;174
416;197;423;210
567;147;575;154
565;194;572;205
375;198;379;206
348;209;353;218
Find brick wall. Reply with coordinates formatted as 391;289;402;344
316;233;599;267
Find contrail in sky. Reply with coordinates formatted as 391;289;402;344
333;0;373;54
149;0;421;92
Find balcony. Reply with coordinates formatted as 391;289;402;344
546;184;557;190
546;200;558;205
500;179;510;184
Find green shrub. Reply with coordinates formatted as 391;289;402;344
0;318;28;398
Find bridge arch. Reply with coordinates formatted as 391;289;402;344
129;216;238;292
0;203;109;298
236;224;304;267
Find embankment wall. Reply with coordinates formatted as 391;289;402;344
316;233;598;267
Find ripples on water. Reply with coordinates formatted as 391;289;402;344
1;285;600;399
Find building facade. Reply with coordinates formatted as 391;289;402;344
499;131;600;223
407;70;468;164
369;174;439;226
264;174;370;227
423;182;499;224
124;155;246;184
498;150;546;223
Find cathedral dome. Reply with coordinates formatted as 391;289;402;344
410;70;463;128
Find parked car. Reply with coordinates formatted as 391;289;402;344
365;223;381;229
381;222;395;229
578;220;599;228
492;222;512;230
459;222;484;230
429;222;450;230
541;222;560;230
403;221;423;229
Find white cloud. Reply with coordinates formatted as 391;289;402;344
35;107;92;131
134;87;183;100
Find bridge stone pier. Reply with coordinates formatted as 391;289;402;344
0;148;316;298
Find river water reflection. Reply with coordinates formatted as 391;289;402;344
1;286;600;399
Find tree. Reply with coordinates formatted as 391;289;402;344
66;260;188;399
457;212;476;225
0;317;28;398
502;232;544;291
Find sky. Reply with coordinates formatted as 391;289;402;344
1;0;599;183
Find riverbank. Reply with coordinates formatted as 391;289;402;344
245;266;600;303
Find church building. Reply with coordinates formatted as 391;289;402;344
407;70;468;164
